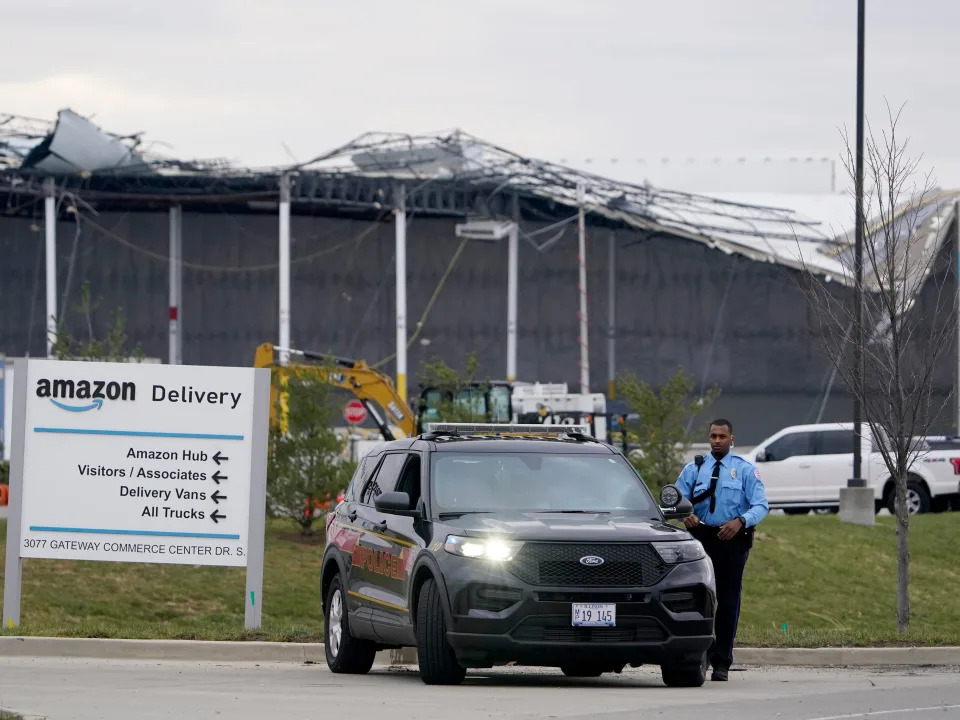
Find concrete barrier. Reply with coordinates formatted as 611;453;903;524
839;486;877;526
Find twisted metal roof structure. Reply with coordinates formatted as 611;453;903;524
291;129;960;288
3;111;957;291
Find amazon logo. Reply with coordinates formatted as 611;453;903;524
36;377;137;412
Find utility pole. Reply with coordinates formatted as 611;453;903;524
956;200;960;435
44;178;56;357
507;194;519;382
168;205;183;365
840;0;873;526
851;0;865;487
577;182;590;394
608;231;616;399
395;183;407;402
278;173;291;366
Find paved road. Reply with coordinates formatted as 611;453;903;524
0;658;958;720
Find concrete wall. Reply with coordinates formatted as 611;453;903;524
1;210;955;444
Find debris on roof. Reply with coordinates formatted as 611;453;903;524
2;110;957;292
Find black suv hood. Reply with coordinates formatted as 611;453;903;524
444;511;690;542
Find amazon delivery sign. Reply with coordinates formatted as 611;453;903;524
2;358;271;630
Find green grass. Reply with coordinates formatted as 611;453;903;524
0;513;958;647
0;517;327;642
738;512;960;646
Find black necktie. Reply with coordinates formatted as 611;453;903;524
707;461;721;513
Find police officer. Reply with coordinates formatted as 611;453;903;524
674;418;768;681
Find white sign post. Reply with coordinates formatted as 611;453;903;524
2;359;271;630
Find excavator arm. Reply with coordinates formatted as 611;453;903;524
253;343;417;440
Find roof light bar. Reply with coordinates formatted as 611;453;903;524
426;423;590;436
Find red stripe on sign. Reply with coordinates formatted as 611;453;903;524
169;307;178;320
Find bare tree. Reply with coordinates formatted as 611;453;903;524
795;104;957;633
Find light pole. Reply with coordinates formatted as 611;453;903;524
841;0;874;526
851;0;866;488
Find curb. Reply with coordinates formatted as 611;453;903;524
736;646;960;667
0;636;327;663
0;637;958;667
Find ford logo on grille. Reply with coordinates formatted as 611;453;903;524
579;555;605;566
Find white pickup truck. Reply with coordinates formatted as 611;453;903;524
750;422;960;515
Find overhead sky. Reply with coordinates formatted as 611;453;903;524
4;0;960;195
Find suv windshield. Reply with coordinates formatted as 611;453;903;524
430;451;657;515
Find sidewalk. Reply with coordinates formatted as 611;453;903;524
1;636;957;667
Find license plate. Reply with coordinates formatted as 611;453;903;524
571;603;616;627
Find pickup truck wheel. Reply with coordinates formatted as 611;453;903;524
324;575;377;674
887;479;930;516
660;651;707;687
416;578;466;685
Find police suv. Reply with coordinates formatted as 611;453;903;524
321;423;716;687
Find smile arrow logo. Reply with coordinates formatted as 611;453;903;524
50;397;103;412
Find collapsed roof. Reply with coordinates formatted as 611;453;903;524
2;109;957;294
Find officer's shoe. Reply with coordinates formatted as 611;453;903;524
711;667;729;681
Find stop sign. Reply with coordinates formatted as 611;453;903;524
343;400;367;424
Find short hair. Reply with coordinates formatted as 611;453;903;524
709;418;733;433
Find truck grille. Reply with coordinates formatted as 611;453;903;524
512;616;666;643
508;542;669;587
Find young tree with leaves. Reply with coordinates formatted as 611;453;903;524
795;105;957;633
416;352;492;426
615;366;720;492
266;369;356;536
51;281;144;362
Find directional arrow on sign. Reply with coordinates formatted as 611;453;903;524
211;509;226;524
211;489;227;505
212;471;228;485
213;451;229;465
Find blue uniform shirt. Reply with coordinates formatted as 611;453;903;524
674;451;769;528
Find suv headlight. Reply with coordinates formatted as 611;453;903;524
444;535;524;562
652;540;706;564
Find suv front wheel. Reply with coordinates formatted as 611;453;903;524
325;574;377;674
660;651;707;687
415;578;467;685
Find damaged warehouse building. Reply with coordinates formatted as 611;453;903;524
1;109;958;443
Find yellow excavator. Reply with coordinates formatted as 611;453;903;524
254;342;608;441
254;343;417;440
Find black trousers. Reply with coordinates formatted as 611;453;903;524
691;525;751;670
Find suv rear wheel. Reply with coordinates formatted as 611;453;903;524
660;651;707;687
416;578;466;685
325;574;377;674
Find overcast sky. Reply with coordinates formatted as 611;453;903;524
4;0;960;194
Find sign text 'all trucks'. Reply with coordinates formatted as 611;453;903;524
16;360;267;568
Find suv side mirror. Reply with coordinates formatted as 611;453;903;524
658;484;693;520
374;490;419;517
755;450;769;462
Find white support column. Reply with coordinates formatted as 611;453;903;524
395;184;407;401
44;178;57;357
507;194;519;382
168;205;183;365
607;231;616;398
577;182;590;394
278;173;291;366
